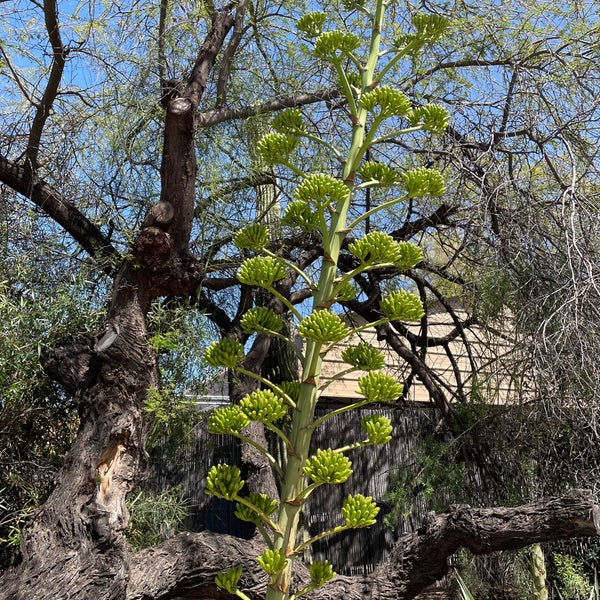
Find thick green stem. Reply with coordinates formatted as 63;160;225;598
264;3;387;599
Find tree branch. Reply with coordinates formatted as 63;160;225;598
25;0;66;173
197;88;341;128
0;153;117;270
125;490;600;600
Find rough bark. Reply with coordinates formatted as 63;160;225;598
123;490;599;600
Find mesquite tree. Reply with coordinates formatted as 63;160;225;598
1;1;599;599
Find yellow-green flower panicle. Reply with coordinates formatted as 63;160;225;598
256;132;298;166
215;566;243;594
412;13;450;43
361;414;393;445
348;231;423;269
358;161;400;186
240;306;283;335
342;0;366;10
298;310;349;344
240;389;287;423
401;167;445;197
393;241;424;271
206;464;244;500
394;13;449;55
359;86;412;119
277;380;301;405
380;289;425;322
272;108;306;135
282;199;320;232
208;405;250;434
335;280;358;302
357;371;403;402
341;342;385;371
297;11;327;38
295;174;349;209
204;338;245;369
235;492;278;524
341;494;380;528
309;560;336;587
237;256;287;288
407;104;449;134
233;223;269;252
304;448;353;484
314;30;362;60
258;548;287;577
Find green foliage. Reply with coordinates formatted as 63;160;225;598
126;486;189;551
385;436;470;525
142;385;198;452
552;553;593;600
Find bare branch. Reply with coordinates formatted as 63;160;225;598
25;0;66;173
197;88;342;128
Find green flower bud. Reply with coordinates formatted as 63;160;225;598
412;13;450;42
237;256;287;288
233;223;269;252
335;280;358;302
277;380;301;404
394;14;449;55
309;560;336;587
341;342;385;371
215;566;243;594
392;241;424;270
208;405;250;434
256;132;298;165
349;231;422;268
240;307;283;335
341;494;380;528
342;0;366;10
206;464;244;500
358;86;412;118
407;104;449;134
298;310;349;343
235;492;278;524
204;338;245;369
282;199;320;231
297;11;327;38
401;167;445;197
272;108;306;134
240;389;287;423
304;448;353;484
258;548;287;576
357;371;403;402
361;414;393;445
314;30;362;60
380;289;424;322
295;174;349;208
358;161;400;186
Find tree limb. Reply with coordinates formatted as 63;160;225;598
0;153;117;270
125;490;600;600
197;89;341;128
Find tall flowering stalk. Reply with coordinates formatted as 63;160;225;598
205;2;449;599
